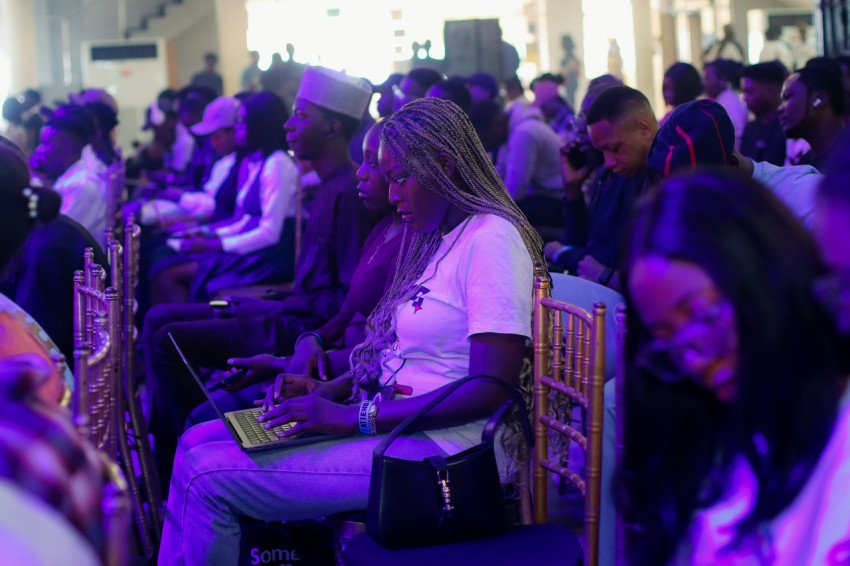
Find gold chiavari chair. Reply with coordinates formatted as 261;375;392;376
74;249;131;565
342;272;586;565
74;250;121;455
102;217;162;559
533;274;607;566
614;305;627;566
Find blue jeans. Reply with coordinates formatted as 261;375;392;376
158;420;449;566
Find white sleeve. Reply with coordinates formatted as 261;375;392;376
752;161;819;229
219;152;297;254
462;222;534;338
178;154;235;220
502;125;537;200
59;174;106;245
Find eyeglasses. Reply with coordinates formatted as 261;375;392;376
635;294;736;384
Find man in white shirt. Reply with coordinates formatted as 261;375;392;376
703;59;749;150
759;27;794;71
29;106;106;251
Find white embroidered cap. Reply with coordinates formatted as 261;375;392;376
296;66;372;120
191;96;240;136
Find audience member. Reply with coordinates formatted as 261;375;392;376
28;104;106;251
2;96;29;154
168;96;243;225
646;99;820;227
492;95;565;230
660;62;702;125
0;354;107;560
618;169;850;565
504;75;528;112
393;67;442;112
190;121;403;422
0;141;107;363
467;71;500;104
704;23;745;63
374;73;403;118
157;96;543;566
152;92;296;304
758;26;794;71
190;52;224;95
703;58;747;149
126;90;180;179
740;61;789;166
240;50;262;91
143;66;373;487
426;77;472;113
779;64;847;170
546;86;658;286
560;34;582;108
540;95;574;142
814;139;850;333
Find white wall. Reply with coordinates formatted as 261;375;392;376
173;9;220;88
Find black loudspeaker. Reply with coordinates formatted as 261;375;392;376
443;19;505;82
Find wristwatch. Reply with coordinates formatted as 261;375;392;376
598;267;615;286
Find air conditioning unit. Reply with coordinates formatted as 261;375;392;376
81;39;172;154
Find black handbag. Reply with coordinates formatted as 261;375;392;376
365;375;533;549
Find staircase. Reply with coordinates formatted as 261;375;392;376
125;0;215;40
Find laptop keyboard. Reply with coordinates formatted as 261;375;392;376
234;408;295;445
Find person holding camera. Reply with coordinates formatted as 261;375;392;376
544;85;658;289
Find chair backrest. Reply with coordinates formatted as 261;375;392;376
614;305;627;566
549;273;624;381
73;248;121;456
533;274;606;566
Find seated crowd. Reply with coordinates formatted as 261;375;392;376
1;41;849;566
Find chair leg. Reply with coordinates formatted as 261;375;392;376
117;393;156;558
127;379;163;535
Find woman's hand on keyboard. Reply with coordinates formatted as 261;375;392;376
257;395;357;436
258;373;333;412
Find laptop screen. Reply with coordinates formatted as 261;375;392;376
168;332;230;425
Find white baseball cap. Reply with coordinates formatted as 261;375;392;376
191;96;239;136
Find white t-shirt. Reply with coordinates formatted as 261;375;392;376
381;213;534;455
715;89;749;151
681;385;850;565
52;158;106;252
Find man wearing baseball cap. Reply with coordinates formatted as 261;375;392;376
646;98;821;227
177;96;242;222
135;96;242;227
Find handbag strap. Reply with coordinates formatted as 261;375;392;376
373;374;533;458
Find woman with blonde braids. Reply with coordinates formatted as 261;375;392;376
158;97;543;566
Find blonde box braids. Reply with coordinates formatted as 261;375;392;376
350;98;544;417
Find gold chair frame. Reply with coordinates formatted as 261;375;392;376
103;216;163;559
532;275;606;566
73;249;131;565
614;305;627;566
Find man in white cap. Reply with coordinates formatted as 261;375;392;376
142;67;375;490
133;96;243;227
176;96;242;223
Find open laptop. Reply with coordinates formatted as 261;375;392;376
169;332;337;453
